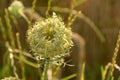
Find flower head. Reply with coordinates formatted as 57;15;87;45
8;0;24;16
27;13;73;63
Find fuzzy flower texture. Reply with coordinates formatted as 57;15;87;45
8;0;24;16
27;13;73;61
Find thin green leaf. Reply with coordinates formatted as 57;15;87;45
61;74;77;80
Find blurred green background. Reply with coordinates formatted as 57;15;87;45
0;0;120;80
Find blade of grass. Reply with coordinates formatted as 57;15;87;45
101;66;104;80
81;62;85;80
61;74;77;80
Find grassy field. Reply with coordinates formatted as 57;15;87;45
0;0;120;80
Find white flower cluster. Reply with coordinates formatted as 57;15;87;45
27;13;73;62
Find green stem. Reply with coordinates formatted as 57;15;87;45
29;0;37;24
110;31;120;80
46;0;52;16
4;9;15;48
16;33;26;80
41;60;50;80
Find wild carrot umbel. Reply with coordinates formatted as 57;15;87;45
26;13;73;79
27;13;73;62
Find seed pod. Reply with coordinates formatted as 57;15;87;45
8;0;24;16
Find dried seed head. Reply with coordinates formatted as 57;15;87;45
8;0;24;16
27;13;73;61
